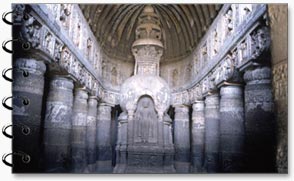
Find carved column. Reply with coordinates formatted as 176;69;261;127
204;93;220;172
163;113;176;173
243;66;275;172
174;105;190;173
43;76;74;172
86;96;98;172
12;58;46;172
113;111;128;173
96;103;113;173
71;88;88;173
219;84;245;172
191;100;205;173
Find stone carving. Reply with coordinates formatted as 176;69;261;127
60;47;71;70
60;4;72;29
239;4;252;22
54;40;64;62
250;26;270;59
224;7;233;36
238;39;249;65
202;78;209;94
212;28;219;55
20;15;42;49
86;38;93;59
74;21;81;47
134;96;158;143
215;54;235;85
12;4;26;24
44;31;54;55
201;43;208;62
45;103;69;123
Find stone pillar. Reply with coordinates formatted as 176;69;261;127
43;76;74;172
191;100;205;173
96;103;113;173
204;93;220;172
243;66;275;172
86;96;98;172
163;113;176;173
174;105;190;173
71;88;88;173
219;84;245;172
12;58;46;172
113;111;128;173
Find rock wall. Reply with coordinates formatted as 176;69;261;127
268;4;288;173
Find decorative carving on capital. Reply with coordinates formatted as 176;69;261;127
12;4;26;24
215;54;236;85
44;31;55;56
60;46;71;70
250;26;270;60
20;15;42;49
54;40;64;62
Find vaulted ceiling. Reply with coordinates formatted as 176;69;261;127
80;4;222;62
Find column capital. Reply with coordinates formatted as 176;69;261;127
243;66;271;84
192;100;205;111
14;58;46;75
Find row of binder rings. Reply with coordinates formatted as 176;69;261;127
1;8;32;168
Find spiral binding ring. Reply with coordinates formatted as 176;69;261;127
2;123;31;139
2;151;31;167
2;96;30;110
2;39;14;54
2;39;31;54
2;68;13;82
2;125;13;139
2;11;13;25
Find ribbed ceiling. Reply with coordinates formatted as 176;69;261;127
80;4;222;62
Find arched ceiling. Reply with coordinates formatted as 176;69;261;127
80;4;222;62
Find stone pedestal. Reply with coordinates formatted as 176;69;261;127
219;85;245;172
191;100;205;173
71;88;88;173
96;103;112;173
204;93;220;172
12;58;46;172
243;66;275;172
43;76;74;172
86;96;98;172
174;105;190;173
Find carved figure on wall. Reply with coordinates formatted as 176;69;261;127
60;4;72;29
172;69;179;87
134;95;158;143
44;32;54;55
224;8;233;36
86;38;93;60
111;67;118;85
21;15;41;48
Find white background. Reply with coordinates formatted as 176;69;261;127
0;0;292;180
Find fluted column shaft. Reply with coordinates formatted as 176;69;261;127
219;85;245;172
96;103;112;173
71;88;88;173
12;58;46;172
243;66;275;172
86;96;98;172
191;100;205;173
43;76;73;172
204;93;220;172
174;105;190;173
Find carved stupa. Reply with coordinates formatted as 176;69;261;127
116;5;175;173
